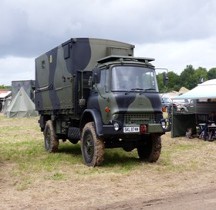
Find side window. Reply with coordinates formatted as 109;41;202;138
63;44;70;59
99;69;109;92
142;72;155;89
41;60;45;69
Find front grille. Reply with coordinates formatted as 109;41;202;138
123;113;160;124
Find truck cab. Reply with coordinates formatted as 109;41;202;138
80;56;164;166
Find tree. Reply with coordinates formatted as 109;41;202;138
0;85;11;90
194;67;208;84
166;71;180;91
156;65;216;93
0;85;6;89
207;68;216;80
179;65;197;89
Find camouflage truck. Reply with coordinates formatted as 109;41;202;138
35;38;165;166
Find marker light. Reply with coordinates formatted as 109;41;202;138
105;106;110;113
140;124;147;134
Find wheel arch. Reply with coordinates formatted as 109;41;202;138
39;114;51;132
80;109;103;136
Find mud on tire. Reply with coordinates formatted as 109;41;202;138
81;122;105;167
137;135;161;162
44;120;59;152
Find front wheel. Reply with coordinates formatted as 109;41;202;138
43;120;59;152
137;135;161;162
81;122;105;167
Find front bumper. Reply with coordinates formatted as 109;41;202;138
101;123;165;136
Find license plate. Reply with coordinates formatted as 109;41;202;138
123;126;140;133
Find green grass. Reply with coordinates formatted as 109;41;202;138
1;114;216;191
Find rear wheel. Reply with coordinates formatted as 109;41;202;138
44;120;59;152
81;122;105;167
137;135;161;162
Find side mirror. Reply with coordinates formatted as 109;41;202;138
92;68;100;84
87;76;92;86
163;72;168;85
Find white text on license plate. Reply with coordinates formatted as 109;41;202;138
123;127;140;133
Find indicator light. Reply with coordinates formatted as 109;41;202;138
105;106;110;113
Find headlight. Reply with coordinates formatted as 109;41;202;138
113;122;120;131
160;119;166;129
161;122;166;129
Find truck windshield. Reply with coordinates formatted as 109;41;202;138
112;66;159;92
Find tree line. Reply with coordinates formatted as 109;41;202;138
157;65;216;93
0;85;11;89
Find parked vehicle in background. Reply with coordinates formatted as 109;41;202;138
172;99;193;112
160;96;176;132
161;97;172;109
161;96;177;114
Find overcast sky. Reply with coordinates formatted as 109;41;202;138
0;0;216;85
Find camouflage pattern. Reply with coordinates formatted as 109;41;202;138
35;38;164;146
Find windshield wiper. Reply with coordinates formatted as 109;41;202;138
145;88;155;91
131;88;156;92
130;88;144;91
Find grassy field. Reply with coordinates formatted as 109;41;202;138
1;113;216;209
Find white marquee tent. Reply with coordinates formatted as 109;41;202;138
176;79;216;99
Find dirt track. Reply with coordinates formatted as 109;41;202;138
1;172;216;210
101;187;216;210
1;158;216;210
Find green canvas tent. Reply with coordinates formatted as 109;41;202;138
6;87;38;118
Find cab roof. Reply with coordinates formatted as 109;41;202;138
97;55;154;64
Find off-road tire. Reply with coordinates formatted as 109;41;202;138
137;135;161;162
81;122;105;167
44;120;59;152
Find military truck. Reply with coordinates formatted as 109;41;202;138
35;38;165;166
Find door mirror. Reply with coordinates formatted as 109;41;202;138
163;72;168;85
92;68;101;84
